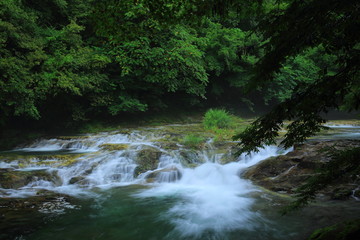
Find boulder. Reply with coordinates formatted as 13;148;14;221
242;140;360;198
133;147;162;176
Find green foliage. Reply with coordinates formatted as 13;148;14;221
1;0;357;152
203;109;233;130
0;0;110;124
263;46;338;103
181;134;204;149
234;0;360;154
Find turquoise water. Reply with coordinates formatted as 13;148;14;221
20;186;359;240
1;124;360;240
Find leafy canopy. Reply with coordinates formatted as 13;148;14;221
234;0;360;154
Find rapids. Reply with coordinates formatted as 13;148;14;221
1;123;360;239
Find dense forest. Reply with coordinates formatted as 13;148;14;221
2;0;356;133
0;1;360;239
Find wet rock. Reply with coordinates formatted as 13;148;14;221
154;140;179;150
219;145;240;164
0;169;61;189
133;147;162;176
145;167;182;183
57;135;90;140
69;176;88;185
99;143;129;151
179;150;203;167
63;140;96;150
29;154;85;167
213;141;237;150
243;140;360;198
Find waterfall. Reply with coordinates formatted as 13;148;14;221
134;146;290;237
0;129;290;200
2;123;360;240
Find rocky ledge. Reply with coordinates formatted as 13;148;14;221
242;140;360;200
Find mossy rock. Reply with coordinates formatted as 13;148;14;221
57;136;90;140
212;141;237;151
145;167;182;183
99;143;129;151
219;146;239;164
179;150;204;167
69;176;88;185
133;147;162;176
308;219;360;240
0;154;30;162
0;170;61;189
32;154;85;167
242;140;360;197
154;140;179;150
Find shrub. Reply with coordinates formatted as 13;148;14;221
182;134;204;149
203;109;233;129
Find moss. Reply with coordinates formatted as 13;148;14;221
154;140;179;150
179;150;204;167
186;163;199;168
57;135;90;140
99;143;129;151
145;167;182;182
326;120;360;126
28;154;85;167
308;219;360;240
0;170;61;189
181;134;204;149
134;148;162;176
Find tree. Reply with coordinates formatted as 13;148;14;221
227;0;359;211
233;0;360;153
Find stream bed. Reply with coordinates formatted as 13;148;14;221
1;123;360;240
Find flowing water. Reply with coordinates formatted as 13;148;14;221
1;124;360;240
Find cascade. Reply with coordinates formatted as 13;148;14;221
1;129;289;200
1;123;359;239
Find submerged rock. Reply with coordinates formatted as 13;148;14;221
243;140;360;198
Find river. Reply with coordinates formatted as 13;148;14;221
1;123;360;239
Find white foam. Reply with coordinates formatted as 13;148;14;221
134;146;286;237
